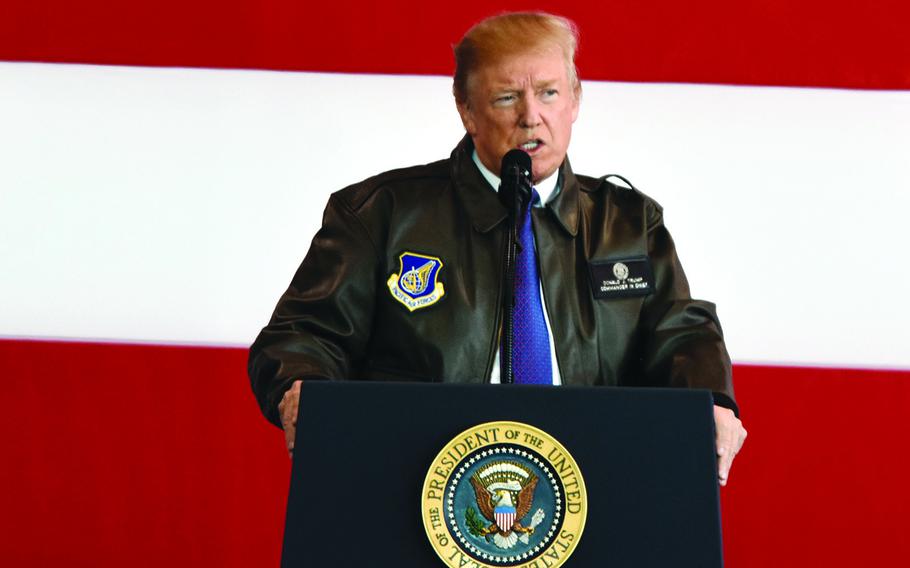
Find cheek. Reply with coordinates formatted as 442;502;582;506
561;108;576;131
463;115;478;136
484;127;510;149
488;112;517;134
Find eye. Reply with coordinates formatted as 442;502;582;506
540;88;558;101
493;93;517;107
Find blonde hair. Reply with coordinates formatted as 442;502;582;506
453;12;580;105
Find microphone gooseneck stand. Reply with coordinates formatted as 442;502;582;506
498;150;533;384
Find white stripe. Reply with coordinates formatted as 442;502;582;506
1;63;908;367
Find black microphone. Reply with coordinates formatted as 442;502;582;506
497;149;532;384
498;149;533;216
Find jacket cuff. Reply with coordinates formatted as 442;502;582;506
711;392;740;418
270;375;333;428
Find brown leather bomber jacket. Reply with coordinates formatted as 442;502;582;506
249;137;735;427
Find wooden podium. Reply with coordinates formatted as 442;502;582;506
281;381;723;567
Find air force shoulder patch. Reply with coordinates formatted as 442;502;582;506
387;252;445;312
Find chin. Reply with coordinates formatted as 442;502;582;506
533;165;557;183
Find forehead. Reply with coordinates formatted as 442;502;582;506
472;47;569;90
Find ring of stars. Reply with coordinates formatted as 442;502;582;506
443;445;565;565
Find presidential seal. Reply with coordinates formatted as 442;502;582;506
422;422;587;568
612;261;629;281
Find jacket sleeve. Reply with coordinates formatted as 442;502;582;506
636;198;738;414
248;193;379;426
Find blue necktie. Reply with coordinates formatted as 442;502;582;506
511;189;553;384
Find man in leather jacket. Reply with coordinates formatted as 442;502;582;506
249;12;747;484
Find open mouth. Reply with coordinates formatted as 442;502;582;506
518;139;544;152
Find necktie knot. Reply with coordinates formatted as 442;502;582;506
520;188;540;228
528;187;541;209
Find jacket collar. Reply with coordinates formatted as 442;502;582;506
450;135;580;236
550;157;580;237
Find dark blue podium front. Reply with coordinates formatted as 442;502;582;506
281;381;722;568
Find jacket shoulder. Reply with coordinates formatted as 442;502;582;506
578;172;664;226
332;159;451;212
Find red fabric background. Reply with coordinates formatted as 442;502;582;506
0;340;288;566
2;1;909;564
2;0;909;89
2;339;908;566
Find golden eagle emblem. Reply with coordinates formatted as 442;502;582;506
466;461;546;550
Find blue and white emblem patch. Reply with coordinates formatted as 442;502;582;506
387;252;445;312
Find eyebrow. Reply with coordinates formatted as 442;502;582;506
491;79;560;92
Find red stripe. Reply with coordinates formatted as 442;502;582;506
722;363;910;567
2;1;909;89
0;339;288;567
1;338;909;566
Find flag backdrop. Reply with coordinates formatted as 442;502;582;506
1;1;909;566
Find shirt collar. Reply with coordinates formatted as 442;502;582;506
471;150;560;207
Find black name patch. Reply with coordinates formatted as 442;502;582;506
589;256;654;299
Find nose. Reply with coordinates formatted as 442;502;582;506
518;96;542;130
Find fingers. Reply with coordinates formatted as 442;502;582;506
714;405;747;486
717;446;734;486
284;425;296;460
278;380;303;459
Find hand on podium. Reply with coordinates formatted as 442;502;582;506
278;379;749;485
279;380;303;458
714;405;747;486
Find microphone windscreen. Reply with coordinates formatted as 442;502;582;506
500;149;532;182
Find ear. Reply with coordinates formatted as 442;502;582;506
456;100;477;136
570;84;581;123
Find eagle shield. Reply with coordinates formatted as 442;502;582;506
468;461;542;549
